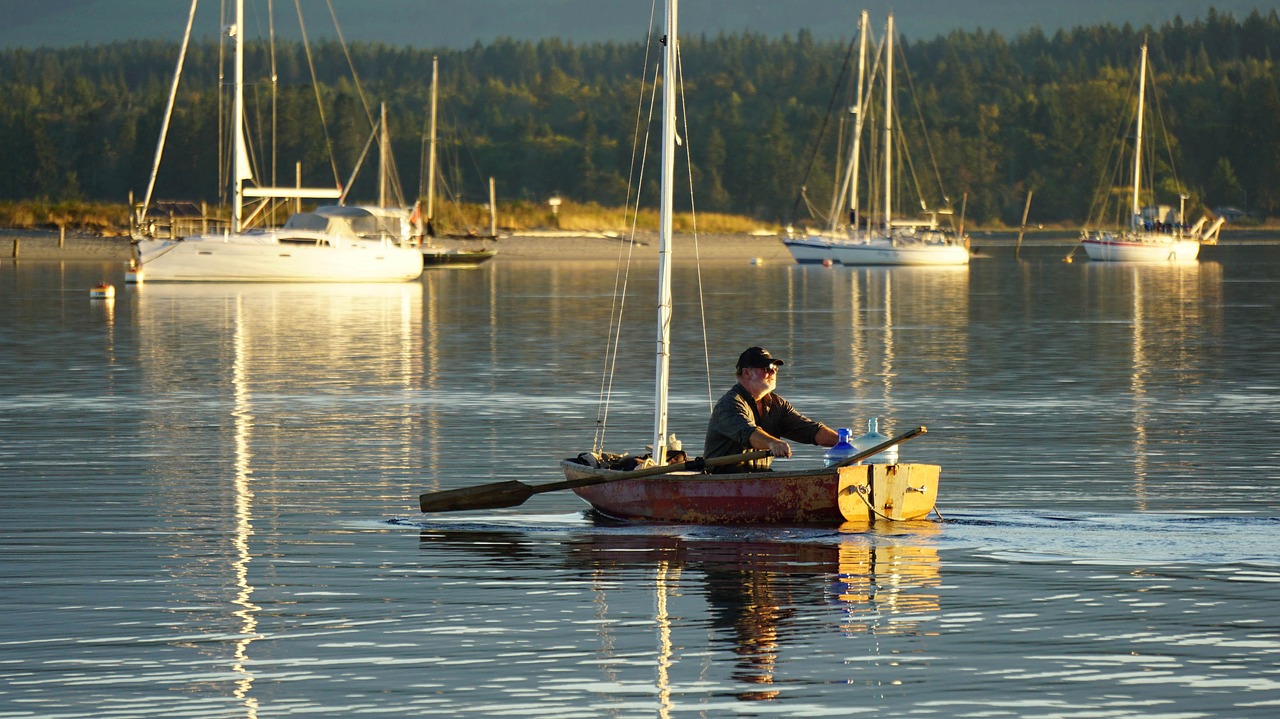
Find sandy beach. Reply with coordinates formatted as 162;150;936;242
2;228;794;263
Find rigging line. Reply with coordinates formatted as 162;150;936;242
322;0;406;208
897;44;948;208
140;0;199;225
598;66;659;453
832;23;883;230
788;33;859;226
341;120;380;203
1148;64;1184;198
324;0;375;129
594;0;660;452
293;0;343;190
892;100;927;214
1086;68;1138;229
675;40;715;410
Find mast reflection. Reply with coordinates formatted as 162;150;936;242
1084;261;1224;508
419;525;942;702
137;283;423;717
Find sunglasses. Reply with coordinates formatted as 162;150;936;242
761;365;779;375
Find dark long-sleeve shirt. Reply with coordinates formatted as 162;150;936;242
703;383;829;473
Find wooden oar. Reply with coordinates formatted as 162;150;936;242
419;449;773;513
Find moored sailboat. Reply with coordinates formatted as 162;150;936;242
1078;43;1224;263
131;0;423;283
418;56;499;268
784;13;969;267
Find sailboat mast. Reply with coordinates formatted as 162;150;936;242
883;14;894;235
652;0;677;465
232;0;246;233
1131;43;1148;230
427;56;439;231
379;103;389;208
848;10;868;231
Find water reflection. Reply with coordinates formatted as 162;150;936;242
230;297;259;718
135;283;423;718
778;265;971;438
1079;262;1224;509
419;524;941;703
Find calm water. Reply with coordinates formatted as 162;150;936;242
2;242;1279;718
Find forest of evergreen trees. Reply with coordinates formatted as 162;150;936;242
1;8;1278;227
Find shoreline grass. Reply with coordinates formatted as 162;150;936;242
1;198;1273;236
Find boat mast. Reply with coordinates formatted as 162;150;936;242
1131;43;1148;232
427;56;439;234
883;14;894;236
652;0;677;465
232;0;246;233
379;103;389;208
848;10;869;233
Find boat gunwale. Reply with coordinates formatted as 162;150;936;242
559;458;839;483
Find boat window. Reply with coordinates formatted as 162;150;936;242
278;236;329;247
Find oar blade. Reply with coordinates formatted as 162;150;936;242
419;480;535;513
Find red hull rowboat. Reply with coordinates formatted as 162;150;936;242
562;460;940;525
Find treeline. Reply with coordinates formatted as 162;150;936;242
1;7;1278;227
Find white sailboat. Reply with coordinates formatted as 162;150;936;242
132;0;423;283
784;13;969;267
1079;43;1223;263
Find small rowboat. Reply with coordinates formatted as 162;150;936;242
561;459;940;525
415;5;946;528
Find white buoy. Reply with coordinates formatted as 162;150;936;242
750;257;764;265
89;284;115;299
125;259;143;283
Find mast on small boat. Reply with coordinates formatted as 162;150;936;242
651;0;678;466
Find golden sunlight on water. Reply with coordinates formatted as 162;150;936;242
1;244;1279;717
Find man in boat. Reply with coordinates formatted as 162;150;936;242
703;347;840;473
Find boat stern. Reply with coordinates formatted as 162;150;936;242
837;463;940;521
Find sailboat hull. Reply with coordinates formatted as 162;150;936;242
1081;234;1201;263
562;460;940;524
421;248;497;267
833;239;970;266
135;232;424;282
784;236;969;266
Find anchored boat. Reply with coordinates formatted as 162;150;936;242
1077;43;1224;263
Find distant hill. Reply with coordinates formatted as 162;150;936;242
3;0;1279;49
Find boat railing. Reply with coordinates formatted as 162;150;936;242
132;212;230;240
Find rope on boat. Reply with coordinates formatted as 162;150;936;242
848;483;942;522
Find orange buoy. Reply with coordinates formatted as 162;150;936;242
89;284;115;299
